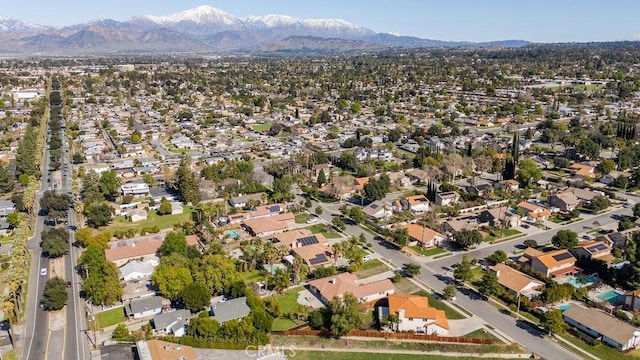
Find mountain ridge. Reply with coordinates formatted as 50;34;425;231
0;5;531;55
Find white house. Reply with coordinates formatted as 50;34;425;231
563;304;640;351
362;200;393;220
119;256;158;281
379;294;449;335
125;296;163;319
121;183;150;197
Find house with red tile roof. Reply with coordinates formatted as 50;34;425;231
308;272;395;305
379;294;449;335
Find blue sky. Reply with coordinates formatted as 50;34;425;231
3;0;639;43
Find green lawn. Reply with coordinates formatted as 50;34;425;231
559;333;628;360
272;317;303;331
306;224;341;239
100;206;193;234
240;269;266;283
502;229;522;237
295;213;312;224
413;290;465;320
290;350;506;360
463;328;501;342
411;246;446;256
354;259;389;278
276;287;304;314
393;278;421;294
252;122;273;132
273;287;307;331
1;236;11;245
95;307;125;329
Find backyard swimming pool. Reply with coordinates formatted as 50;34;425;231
597;290;622;305
559;303;574;311
566;275;597;287
224;230;240;239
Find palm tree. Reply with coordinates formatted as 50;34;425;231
2;300;14;347
331;242;344;265
291;255;310;284
271;269;292;295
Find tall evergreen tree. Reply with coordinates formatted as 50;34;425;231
175;156;200;205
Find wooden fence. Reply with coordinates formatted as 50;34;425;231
273;329;491;345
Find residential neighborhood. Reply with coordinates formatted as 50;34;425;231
3;30;640;360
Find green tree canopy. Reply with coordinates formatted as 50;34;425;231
157;197;172;215
516;159;543;188
85;203;114;228
551;230;578;249
41;228;70;258
452;229;482;249
181;281;211;313
43;277;68;311
329;293;363;337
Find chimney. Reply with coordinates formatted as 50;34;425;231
330;278;336;284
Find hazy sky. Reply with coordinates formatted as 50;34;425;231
3;0;639;43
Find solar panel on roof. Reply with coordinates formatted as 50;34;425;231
552;252;572;261
369;204;379;209
309;253;328;265
587;244;608;252
299;236;319;246
268;205;281;212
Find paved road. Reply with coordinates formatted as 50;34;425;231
23;107;52;360
61;121;89;360
313;199;583;360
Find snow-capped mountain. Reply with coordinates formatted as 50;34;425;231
130;5;244;35
129;5;372;38
0;5;530;55
0;17;50;33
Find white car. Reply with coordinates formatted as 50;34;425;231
362;255;372;262
624;203;632;208
306;218;318;224
40;268;47;277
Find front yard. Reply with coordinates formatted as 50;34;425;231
295;213;312;224
410;246;447;257
95;307;125;329
354;259;389;278
100;206;193;234
305;223;342;239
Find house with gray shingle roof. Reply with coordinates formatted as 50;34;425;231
209;296;251;323
152;309;191;337
125;296;163;319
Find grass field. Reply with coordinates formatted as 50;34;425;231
289;350;507;360
252;123;273;132
411;246;446;257
272;317;302;331
95;307;125;329
240;269;265;283
277;287;304;314
272;335;523;355
273;287;306;331
354;259;389;278
559;333;628;360
413;290;465;320
101;206;193;234
393;277;421;294
463;328;501;342
306;224;342;239
295;213;312;224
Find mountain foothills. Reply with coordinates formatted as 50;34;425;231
0;5;529;55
